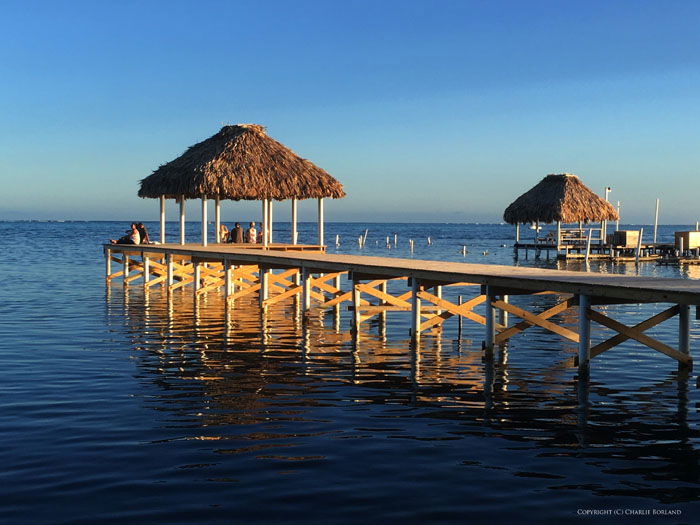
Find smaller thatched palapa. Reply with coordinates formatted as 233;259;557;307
503;173;618;225
138;124;345;201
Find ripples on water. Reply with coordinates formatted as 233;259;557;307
1;222;699;524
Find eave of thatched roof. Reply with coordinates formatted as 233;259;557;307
503;173;619;224
138;124;346;201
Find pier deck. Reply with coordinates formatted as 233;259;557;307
105;243;699;375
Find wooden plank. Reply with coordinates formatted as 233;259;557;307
358;283;412;308
493;300;580;342
264;286;303;307
590;305;679;357
495;297;577;344
417;291;488;331
587;309;691;364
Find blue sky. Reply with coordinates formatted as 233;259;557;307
1;0;698;223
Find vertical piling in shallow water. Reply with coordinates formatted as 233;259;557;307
578;295;591;377
410;278;421;344
484;286;495;351
143;256;150;290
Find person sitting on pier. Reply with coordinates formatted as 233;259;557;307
246;222;257;243
110;223;140;245
219;224;229;243
231;222;244;243
136;222;150;244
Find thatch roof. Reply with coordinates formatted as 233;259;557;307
138;124;345;200
503;173;619;224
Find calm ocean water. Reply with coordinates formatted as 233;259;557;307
1;221;699;524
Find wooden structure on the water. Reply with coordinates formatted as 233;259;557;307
105;243;698;377
504;174;621;260
138;124;345;247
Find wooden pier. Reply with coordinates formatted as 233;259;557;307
105;243;699;376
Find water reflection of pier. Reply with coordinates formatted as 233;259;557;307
107;283;700;505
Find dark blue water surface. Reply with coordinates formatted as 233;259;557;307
1;221;699;524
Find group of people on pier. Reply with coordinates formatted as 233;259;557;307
110;221;260;245
219;222;260;244
110;223;150;245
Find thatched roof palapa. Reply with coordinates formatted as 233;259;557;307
503;173;619;224
138;124;345;201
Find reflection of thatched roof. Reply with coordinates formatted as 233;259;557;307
503;173;619;224
138;124;345;200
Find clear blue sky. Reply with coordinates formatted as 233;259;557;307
1;0;698;223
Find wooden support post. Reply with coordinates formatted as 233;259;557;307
143;255;150;289
105;248;111;282
334;273;342;324
166;253;173;288
201;197;208;247
215;196;221;243
123;255;130;287
635;228;644;264
578;295;591;375
179;196;185;245
291;198;298;245
498;294;508;327
268;199;273;244
318;197;324;246
679;304;691;366
484;285;495;350
380;280;388;326
159;195;165;244
584;229;592;265
194;263;201;296
411;278;421;343
556;221;561;252
457;295;463;340
224;260;231;303
260;266;269;308
302;268;311;311
352;277;361;337
515;223;520;242
262;199;269;247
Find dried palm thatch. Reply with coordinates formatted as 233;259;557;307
503;173;619;224
138;124;345;201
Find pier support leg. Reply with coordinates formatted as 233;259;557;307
193;263;201;302
105;248;111;283
143;256;150;290
679;304;691;370
484;286;495;350
352;278;361;339
166;253;173;289
123;256;130;288
410;278;422;344
302;268;311;312
498;294;508;328
578;295;591;377
334;274;342;331
260;266;270;308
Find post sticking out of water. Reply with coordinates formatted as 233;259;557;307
363;229;369;246
616;201;621;231
635;228;644;264
584;229;593;265
653;198;660;244
427;236;432;245
461;246;467;256
386;236;390;248
335;234;340;247
409;239;414;252
394;234;398;248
